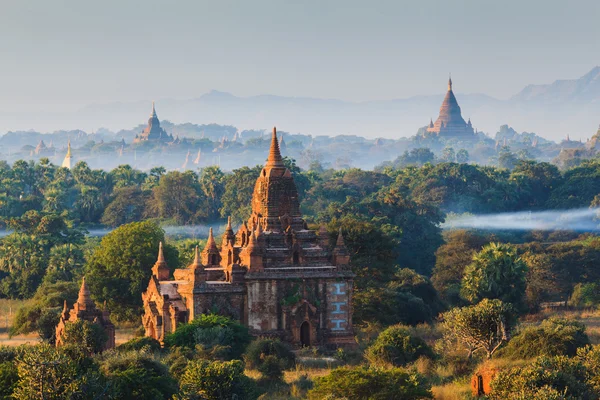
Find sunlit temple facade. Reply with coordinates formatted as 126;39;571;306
142;128;356;348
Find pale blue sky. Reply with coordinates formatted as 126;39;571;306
0;0;598;112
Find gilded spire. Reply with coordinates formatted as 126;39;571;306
66;140;72;157
63;299;68;312
266;127;284;168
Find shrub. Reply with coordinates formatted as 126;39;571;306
308;366;433;399
498;318;589;359
570;283;600;308
365;325;434;367
490;355;598;400
244;338;295;380
164;314;250;360
0;361;18;400
100;351;177;400
117;336;161;353
61;319;108;354
176;359;260;400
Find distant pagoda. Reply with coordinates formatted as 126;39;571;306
425;76;476;139
61;140;73;169
133;102;174;143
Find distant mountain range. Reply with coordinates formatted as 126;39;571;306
1;67;599;141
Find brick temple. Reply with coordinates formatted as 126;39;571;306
142;127;356;347
55;277;116;351
425;76;477;139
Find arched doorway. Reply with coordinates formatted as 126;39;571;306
300;321;310;347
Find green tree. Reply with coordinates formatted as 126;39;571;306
62;320;108;355
85;221;178;320
461;243;527;309
219;165;262;223
456;149;469;163
308;366;432;400
150;171;201;224
101;186;150;227
441;299;514;359
498;318;590;359
100;351;177;400
365;325;434;367
244;338;295;381
176;359;259;400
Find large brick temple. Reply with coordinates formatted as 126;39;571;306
133;102;174;143
425;77;477;139
142;128;356;347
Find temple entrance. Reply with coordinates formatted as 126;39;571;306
300;321;310;347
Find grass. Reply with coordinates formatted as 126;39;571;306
431;381;474;400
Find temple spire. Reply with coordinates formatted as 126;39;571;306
206;227;216;248
266;127;284;168
227;216;232;231
157;241;165;263
151;101;157;118
190;245;201;268
77;276;93;308
448;74;453;91
336;227;346;247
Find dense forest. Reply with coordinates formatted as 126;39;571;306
3;155;600;398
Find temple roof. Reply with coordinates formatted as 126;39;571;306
250;127;302;230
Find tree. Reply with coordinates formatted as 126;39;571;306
198;166;225;220
164;314;250;360
456;149;469;163
101;186;150;227
441;299;514;359
85;221;178;321
461;243;527;309
440;147;456;163
150;171;201;224
176;359;259;400
219;165;262;223
62;320;108;355
365;325;434;367
244;338;295;381
498;318;589;359
100;351;177;400
308;366;432;400
490;355;598;400
354;268;444;326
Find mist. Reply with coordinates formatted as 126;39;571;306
443;208;600;232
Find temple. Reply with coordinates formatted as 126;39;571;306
142;127;356;348
133;102;174;143
425;76;476;139
55;277;116;351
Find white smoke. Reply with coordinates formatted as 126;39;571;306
443;208;600;231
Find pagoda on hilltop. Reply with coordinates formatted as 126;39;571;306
425;76;476;139
142;127;356;348
133;102;174;143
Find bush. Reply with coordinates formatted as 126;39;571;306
164;314;250;360
61;320;108;355
498;318;589;359
244;338;295;381
570;283;600;308
100;351;177;400
176;359;260;400
0;361;18;399
308;366;433;399
117;337;161;353
365;325;434;367
490;355;598;399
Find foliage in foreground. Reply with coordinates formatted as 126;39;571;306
441;298;514;359
365;325;434;367
244;338;296;381
498;318;590;359
308;365;433;400
175;359;260;400
163;314;251;360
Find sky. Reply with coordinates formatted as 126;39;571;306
0;0;599;113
